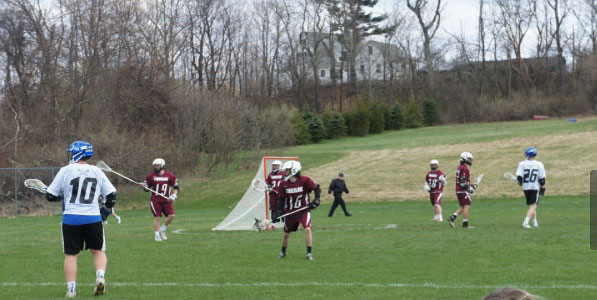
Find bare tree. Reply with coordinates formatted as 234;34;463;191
406;0;442;93
495;0;534;92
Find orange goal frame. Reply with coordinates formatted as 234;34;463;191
263;156;299;230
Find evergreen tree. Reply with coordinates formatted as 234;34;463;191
388;103;404;130
404;99;423;129
326;112;347;138
290;114;311;144
423;98;441;126
368;103;385;134
307;116;327;143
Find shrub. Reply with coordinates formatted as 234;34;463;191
388;103;404;130
368;103;385;134
290;113;311;145
326;112;347;138
344;100;370;136
423;98;441;126
404;98;423;128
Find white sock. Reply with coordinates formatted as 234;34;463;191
523;217;530;225
67;281;76;292
155;231;160;236
96;270;105;279
533;219;538;226
160;225;167;231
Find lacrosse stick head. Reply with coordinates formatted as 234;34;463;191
504;172;517;181
251;178;268;192
253;218;264;232
24;179;48;193
96;161;112;172
474;174;484;185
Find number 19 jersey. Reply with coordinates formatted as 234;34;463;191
47;163;116;225
516;159;546;191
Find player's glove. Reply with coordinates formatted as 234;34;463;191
469;184;477;194
100;206;112;221
424;183;431;192
309;198;321;209
168;194;177;202
539;186;545;196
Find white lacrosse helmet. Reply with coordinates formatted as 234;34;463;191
152;158;166;169
283;161;301;180
272;160;282;166
460;152;473;165
430;159;439;166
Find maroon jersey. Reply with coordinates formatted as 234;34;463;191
266;171;285;195
278;175;317;217
425;170;445;193
455;164;470;193
145;171;177;202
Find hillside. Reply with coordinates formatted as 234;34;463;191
115;116;597;210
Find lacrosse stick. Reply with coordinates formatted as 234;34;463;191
253;205;313;232
24;179;48;193
445;163;459;176
474;174;484;185
504;172;518;182
111;207;121;224
251;178;272;192
253;218;265;232
96;161;170;201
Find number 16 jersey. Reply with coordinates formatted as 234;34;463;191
278;175;317;217
47;163;116;225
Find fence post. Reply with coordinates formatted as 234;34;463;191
14;168;18;216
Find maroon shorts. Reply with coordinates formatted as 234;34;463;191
457;193;471;206
283;212;312;233
150;200;175;217
429;192;443;206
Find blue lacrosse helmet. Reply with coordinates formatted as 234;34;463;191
525;147;537;158
67;141;93;163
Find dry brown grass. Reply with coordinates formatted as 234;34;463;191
309;131;597;203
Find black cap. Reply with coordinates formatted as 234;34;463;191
338;172;344;177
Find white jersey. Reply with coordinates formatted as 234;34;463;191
516;159;546;191
47;163;116;225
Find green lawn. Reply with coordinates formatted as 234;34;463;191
0;196;595;299
2;117;597;299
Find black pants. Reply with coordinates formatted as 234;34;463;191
328;195;349;216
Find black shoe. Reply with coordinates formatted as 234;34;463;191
448;217;455;228
328;215;333;217
345;213;352;217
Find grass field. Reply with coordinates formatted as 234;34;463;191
1;117;596;299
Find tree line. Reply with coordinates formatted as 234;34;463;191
0;0;595;177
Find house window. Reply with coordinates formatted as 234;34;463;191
340;51;348;61
321;69;326;77
376;64;381;73
360;65;365;74
368;46;373;55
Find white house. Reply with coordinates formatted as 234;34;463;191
293;32;406;86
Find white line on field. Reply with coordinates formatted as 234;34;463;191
2;282;596;290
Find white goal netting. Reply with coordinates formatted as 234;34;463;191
212;156;298;231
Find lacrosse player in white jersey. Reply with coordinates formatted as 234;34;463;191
45;141;117;297
516;147;546;229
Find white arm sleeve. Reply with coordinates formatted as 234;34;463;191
538;162;546;179
98;170;117;197
46;167;66;196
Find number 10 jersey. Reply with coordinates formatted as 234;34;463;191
47;163;116;225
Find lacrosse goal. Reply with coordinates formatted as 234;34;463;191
212;156;298;231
